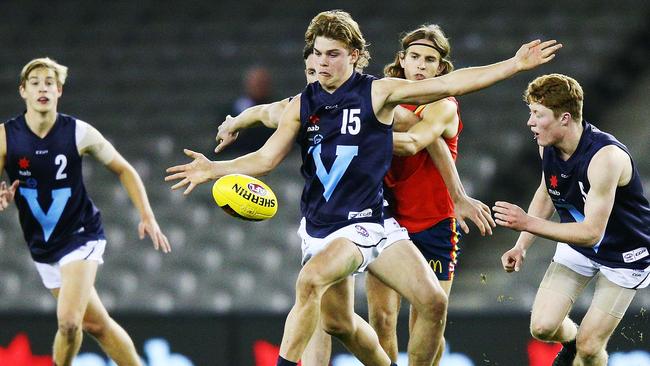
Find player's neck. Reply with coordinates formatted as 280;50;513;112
555;121;584;160
24;109;58;138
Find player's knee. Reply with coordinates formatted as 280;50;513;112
575;333;606;362
529;320;558;341
369;306;397;336
295;270;326;302
415;287;448;320
57;319;81;341
82;317;108;339
322;316;354;339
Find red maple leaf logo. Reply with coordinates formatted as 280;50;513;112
0;333;52;366
308;115;320;125
549;175;558;189
18;157;30;170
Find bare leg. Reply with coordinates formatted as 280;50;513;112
82;287;142;365
368;240;447;366
52;286;143;365
530;287;579;342
573;307;621;366
428;279;453;366
320;277;392;366
279;238;370;362
52;260;98;366
366;272;401;361
573;275;635;366
301;325;332;366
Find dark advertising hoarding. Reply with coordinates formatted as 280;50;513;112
0;311;647;365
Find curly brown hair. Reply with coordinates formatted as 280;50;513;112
304;10;370;70
524;74;584;122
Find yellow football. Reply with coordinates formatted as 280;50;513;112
212;174;278;221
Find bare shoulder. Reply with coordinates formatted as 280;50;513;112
591;144;630;166
286;94;301;111
420;98;459;135
371;77;411;113
76;118;102;134
372;77;410;92
277;96;301;125
589;144;632;186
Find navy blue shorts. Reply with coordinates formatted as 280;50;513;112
409;218;461;281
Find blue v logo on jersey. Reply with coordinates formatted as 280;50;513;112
555;201;602;253
309;144;358;201
19;188;72;241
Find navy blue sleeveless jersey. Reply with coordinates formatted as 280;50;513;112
543;121;650;269
4;113;104;263
298;72;392;237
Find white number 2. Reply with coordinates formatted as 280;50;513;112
55;154;68;180
341;109;361;135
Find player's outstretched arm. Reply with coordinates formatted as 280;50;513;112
166;97;301;195
382;40;562;106
79;123;171;253
215;98;290;153
495;145;628;247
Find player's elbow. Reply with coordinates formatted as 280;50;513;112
577;226;605;247
393;142;419;157
584;234;603;248
405;143;421;156
120;164;142;184
255;155;278;176
393;134;424;156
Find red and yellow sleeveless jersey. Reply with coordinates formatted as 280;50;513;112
384;97;463;233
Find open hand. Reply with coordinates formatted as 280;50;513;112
493;201;530;231
139;216;171;253
514;39;562;71
454;195;495;236
165;149;216;195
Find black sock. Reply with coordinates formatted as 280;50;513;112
562;339;576;351
276;356;298;366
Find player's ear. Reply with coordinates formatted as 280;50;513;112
398;51;406;69
18;84;26;99
560;112;571;126
349;48;359;65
